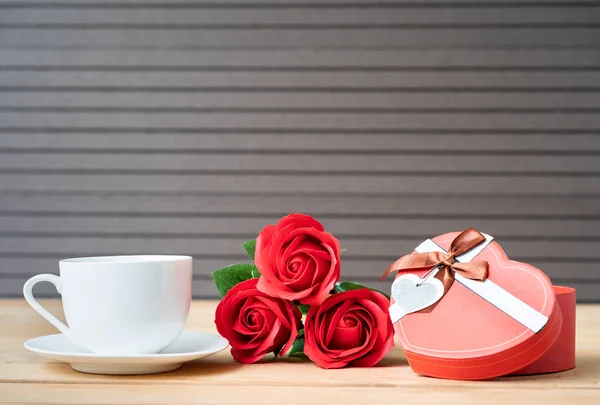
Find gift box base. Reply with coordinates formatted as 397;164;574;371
403;298;563;381
510;286;576;376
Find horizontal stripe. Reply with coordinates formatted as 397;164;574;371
0;169;599;177
2;49;598;67
0;174;598;194
3;149;599;156
1;128;597;134
3;191;599;199
4;45;600;51
1;153;597;173
2;112;600;129
1;211;597;220
2;93;600;110
4;23;600;29
1;1;599;9
2;8;599;25
2;29;598;48
2;66;600;72
2;86;599;92
1;216;597;237
0;194;596;217
2;71;600;88
1;252;597;262
2;232;599;242
0;237;596;258
2;107;600;114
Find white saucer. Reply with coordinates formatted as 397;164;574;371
24;330;229;375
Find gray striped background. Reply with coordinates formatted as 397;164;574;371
0;0;599;301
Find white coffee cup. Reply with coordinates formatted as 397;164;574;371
23;255;192;355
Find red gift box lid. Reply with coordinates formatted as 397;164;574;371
391;232;563;380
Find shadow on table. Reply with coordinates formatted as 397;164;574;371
374;355;409;368
267;354;409;368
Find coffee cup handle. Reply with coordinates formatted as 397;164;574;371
23;274;72;338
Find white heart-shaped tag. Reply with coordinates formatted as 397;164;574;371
389;274;444;324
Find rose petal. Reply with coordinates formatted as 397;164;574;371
297;240;340;306
330;311;366;350
284;254;317;290
254;296;293;331
357;299;389;343
281;252;310;282
349;334;394;368
255;318;282;354
281;234;307;264
322;321;376;364
299;285;332;306
324;300;353;347
257;247;298;299
323;307;374;358
278;305;301;357
257;275;315;301
255;224;276;269
335;330;376;362
275;213;325;233
231;347;265;364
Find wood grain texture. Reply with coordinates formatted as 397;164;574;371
1;1;599;300
0;299;598;404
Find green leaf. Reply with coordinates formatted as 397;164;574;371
212;263;260;298
288;329;307;358
340;248;347;255
298;304;310;315
242;239;257;260
334;281;390;300
251;267;261;278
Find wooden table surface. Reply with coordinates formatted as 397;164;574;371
1;299;599;404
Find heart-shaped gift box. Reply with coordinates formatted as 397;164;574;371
390;231;564;380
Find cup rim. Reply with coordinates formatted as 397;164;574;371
60;255;193;264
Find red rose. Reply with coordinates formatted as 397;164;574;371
255;213;341;306
304;289;394;369
215;278;301;364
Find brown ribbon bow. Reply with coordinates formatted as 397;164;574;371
381;228;489;311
